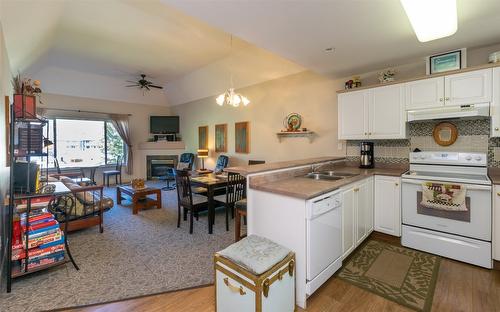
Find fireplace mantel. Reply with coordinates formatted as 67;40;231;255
138;141;185;150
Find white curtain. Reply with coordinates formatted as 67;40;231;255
110;114;133;175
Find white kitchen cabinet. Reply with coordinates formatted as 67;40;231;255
369;84;406;139
338;86;405;140
494;185;500;261
405;77;444;110
491;67;500;137
338;90;369;139
356;177;374;245
341;177;374;259
341;187;356;259
444;69;492;106
374;175;401;237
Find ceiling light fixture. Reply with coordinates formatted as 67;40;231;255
216;35;250;107
400;0;457;42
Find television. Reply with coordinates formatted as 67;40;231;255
150;116;180;134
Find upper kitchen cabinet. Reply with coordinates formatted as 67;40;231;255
444;69;492;106
369;84;406;139
490;67;500;137
405;77;444;110
338;90;369;139
338;85;406;140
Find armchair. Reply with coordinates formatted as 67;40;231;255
160;153;195;190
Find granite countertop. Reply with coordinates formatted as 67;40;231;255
225;156;346;176
488;168;500;185
250;165;408;200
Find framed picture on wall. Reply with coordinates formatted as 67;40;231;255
426;48;467;75
215;124;227;153
235;121;250;154
198;125;208;149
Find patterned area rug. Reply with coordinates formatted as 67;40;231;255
0;182;234;312
338;239;441;312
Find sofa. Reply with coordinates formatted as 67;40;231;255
49;177;114;233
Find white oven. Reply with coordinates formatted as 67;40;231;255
401;152;492;269
401;178;491;241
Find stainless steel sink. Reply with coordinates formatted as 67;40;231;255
304;173;344;181
318;171;358;177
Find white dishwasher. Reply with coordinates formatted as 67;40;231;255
306;190;342;295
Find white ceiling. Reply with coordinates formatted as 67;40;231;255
163;0;500;78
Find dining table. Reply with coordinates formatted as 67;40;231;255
190;172;228;234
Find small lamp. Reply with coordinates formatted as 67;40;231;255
197;149;209;171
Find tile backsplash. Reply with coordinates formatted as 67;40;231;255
345;118;500;167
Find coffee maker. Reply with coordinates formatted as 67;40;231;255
360;142;374;168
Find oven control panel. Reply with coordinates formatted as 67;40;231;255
409;152;487;166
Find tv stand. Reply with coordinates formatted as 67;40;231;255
153;134;176;142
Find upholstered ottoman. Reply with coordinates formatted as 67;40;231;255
214;235;295;312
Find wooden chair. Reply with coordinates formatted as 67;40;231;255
234;198;247;242
80;166;98;185
214;172;246;231
174;169;208;234
103;156;123;187
50;158;83;180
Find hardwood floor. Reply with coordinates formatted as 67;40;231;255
67;235;500;312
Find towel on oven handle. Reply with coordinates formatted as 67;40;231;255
420;182;468;211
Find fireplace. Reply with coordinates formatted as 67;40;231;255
146;155;178;180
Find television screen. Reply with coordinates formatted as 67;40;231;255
150;116;180;134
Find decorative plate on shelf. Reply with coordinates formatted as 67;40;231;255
283;113;302;131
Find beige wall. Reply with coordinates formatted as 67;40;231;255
171;71;346;169
39;93;172;182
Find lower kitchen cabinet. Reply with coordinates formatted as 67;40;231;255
341;177;374;259
494;186;500;261
374;175;401;237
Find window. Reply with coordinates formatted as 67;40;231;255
34;118;125;169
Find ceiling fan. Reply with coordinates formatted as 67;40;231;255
126;74;163;91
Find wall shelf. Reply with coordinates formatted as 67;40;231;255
276;131;315;143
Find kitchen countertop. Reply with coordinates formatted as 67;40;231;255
488;168;500;185
250;165;408;199
225;156;345;176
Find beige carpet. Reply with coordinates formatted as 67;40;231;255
0;182;234;312
338;239;441;312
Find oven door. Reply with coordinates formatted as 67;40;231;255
402;178;491;241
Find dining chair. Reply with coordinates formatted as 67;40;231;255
174;169;209;234
103;156;123;187
234;198;247;242
51;158;83;180
80;166;98;185
214;172;246;231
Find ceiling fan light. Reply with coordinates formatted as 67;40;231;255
401;0;457;42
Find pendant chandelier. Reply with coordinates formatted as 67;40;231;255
216;35;250;107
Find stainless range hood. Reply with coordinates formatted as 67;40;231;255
407;103;490;122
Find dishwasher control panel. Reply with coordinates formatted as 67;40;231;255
308;191;342;219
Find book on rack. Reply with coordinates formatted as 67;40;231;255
16;196;53;212
12;242;65;261
22;223;59;237
22;230;63;249
21;219;58;233
20;211;53;223
20;251;65;271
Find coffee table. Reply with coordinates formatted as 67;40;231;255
116;185;162;214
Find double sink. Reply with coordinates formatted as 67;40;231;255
304;170;359;181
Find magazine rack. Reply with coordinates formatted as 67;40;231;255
6;105;79;293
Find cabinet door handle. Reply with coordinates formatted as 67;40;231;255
439;98;443;102
223;278;246;296
497;192;500;196
364;132;367;135
445;97;450;101
495;127;499;131
395;183;399;186
369;132;372;135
